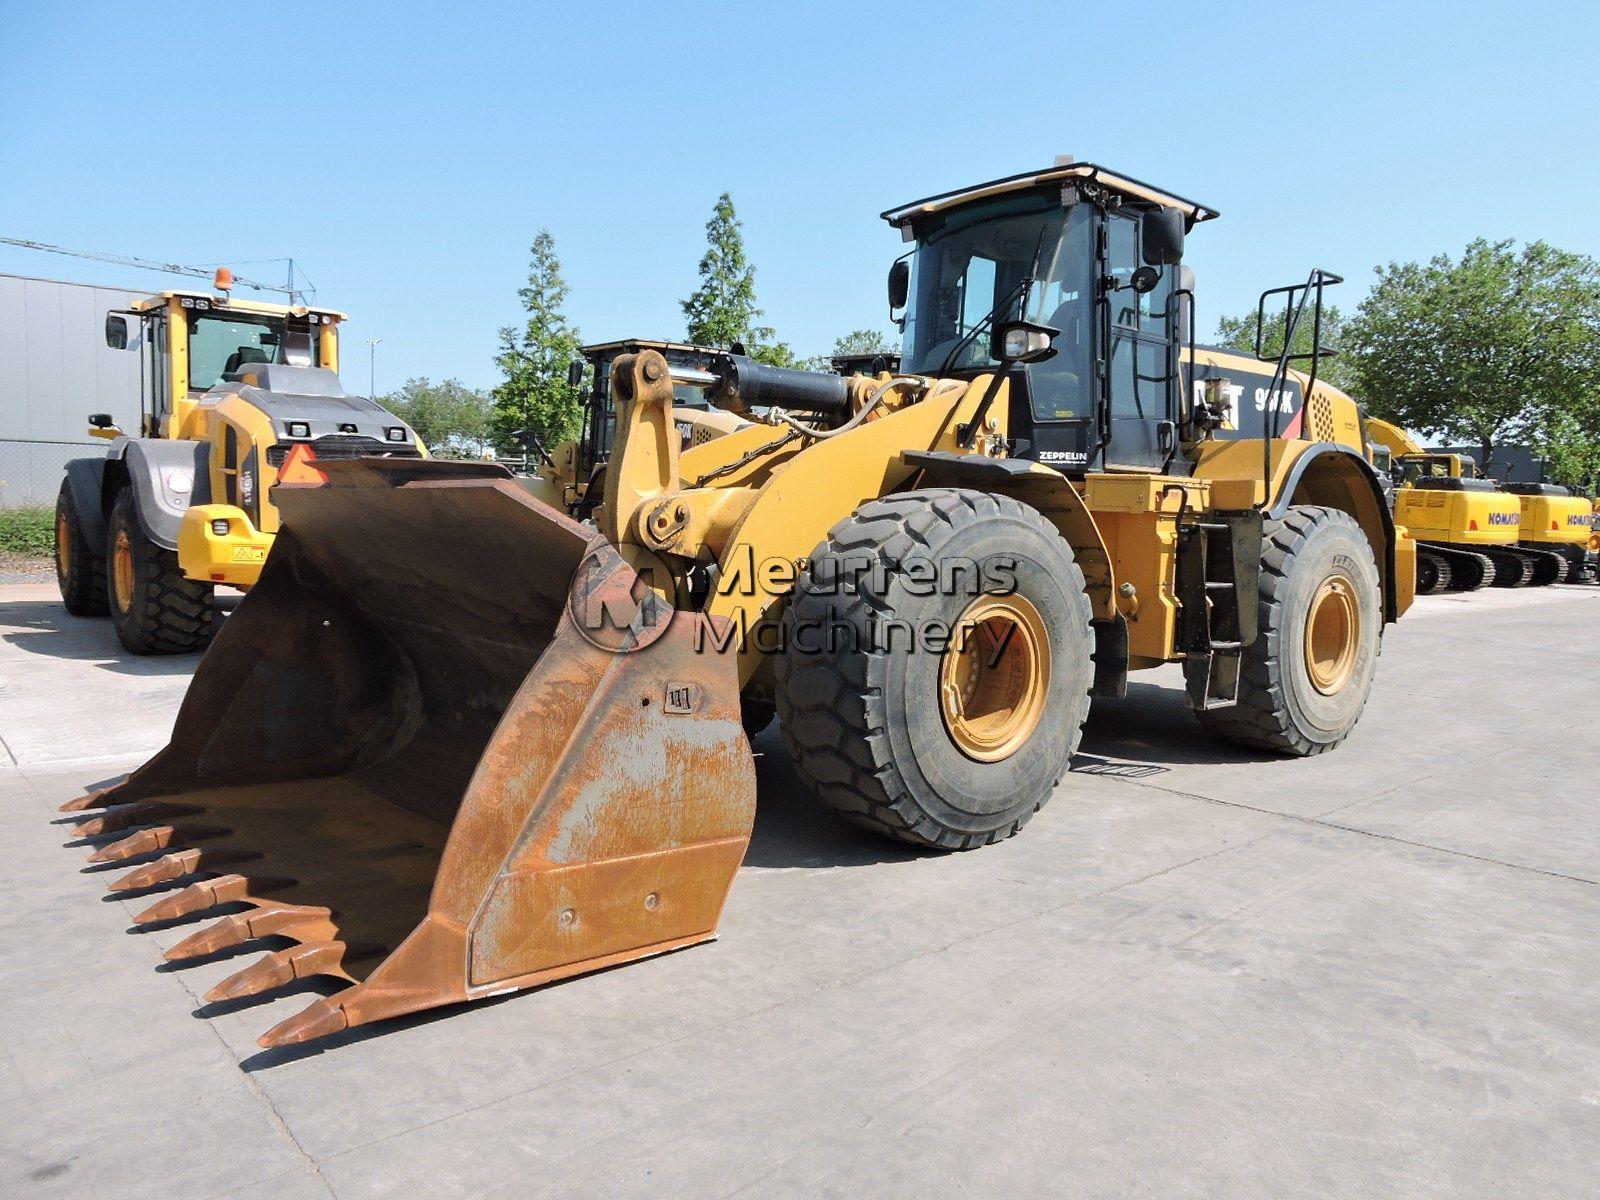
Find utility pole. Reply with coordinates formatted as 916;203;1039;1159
367;338;382;399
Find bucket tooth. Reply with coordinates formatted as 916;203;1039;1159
132;873;286;924
73;803;202;837
59;788;122;814
258;995;350;1049
109;849;203;891
205;942;356;1003
108;848;258;893
164;904;335;961
85;824;228;865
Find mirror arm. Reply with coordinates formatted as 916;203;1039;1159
957;369;1009;450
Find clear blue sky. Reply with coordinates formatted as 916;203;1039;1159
3;1;1596;396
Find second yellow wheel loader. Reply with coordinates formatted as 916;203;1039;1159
63;162;1412;1048
53;276;424;653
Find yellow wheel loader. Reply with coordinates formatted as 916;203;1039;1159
53;276;424;653
63;163;1412;1048
519;339;753;516
1364;418;1552;592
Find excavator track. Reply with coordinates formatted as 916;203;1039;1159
1415;549;1454;595
1483;549;1534;588
1419;543;1494;591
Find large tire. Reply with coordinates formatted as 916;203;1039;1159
105;488;215;655
55;480;108;616
775;489;1094;850
1196;505;1381;756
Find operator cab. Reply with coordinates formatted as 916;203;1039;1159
105;290;343;437
883;162;1218;476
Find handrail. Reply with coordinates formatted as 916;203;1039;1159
1253;268;1343;508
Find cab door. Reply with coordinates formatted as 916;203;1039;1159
1100;210;1178;472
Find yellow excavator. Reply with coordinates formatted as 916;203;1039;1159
1364;417;1562;592
54;274;423;652
63;162;1413;1048
1497;480;1596;583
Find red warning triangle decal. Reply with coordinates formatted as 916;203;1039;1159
277;443;327;485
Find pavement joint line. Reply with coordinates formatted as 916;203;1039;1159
1121;777;1600;888
106;879;340;1197
316;828;1281;1166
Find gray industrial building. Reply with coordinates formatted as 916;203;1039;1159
1;273;144;507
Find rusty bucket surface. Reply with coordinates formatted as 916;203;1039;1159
63;459;756;1047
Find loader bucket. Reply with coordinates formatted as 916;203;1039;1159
63;459;756;1048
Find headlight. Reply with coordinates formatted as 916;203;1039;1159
163;469;193;494
286;421;310;439
385;427;407;442
211;519;230;536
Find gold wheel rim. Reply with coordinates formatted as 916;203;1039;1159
56;510;70;577
112;529;135;613
939;594;1051;763
1305;575;1359;695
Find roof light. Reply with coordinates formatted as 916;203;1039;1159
213;267;234;292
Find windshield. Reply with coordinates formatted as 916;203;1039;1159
899;194;1095;418
186;313;320;391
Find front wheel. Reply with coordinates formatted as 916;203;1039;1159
775;489;1094;850
106;489;216;655
1197;505;1382;756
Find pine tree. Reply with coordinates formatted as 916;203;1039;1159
680;193;796;367
492;230;584;447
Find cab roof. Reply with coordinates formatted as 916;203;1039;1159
130;290;347;320
881;162;1220;231
580;338;725;360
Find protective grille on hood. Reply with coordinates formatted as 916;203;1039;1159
267;435;420;467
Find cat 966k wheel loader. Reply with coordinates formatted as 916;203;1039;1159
63;163;1413;1048
53;275;424;653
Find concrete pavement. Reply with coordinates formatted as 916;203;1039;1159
2;579;1598;1198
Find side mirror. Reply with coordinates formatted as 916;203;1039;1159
991;319;1059;365
1130;265;1161;294
88;412;116;428
566;360;585;389
887;259;910;310
1142;207;1185;265
104;314;129;350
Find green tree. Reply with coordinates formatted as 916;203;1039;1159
1534;409;1600;495
493;230;584;447
802;328;899;372
1345;238;1600;468
681;193;794;366
382;377;492;456
1214;304;1357;394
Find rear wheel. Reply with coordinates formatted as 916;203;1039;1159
106;488;216;655
55;481;108;616
1197;505;1381;756
775;489;1094;850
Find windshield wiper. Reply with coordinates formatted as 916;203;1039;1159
934;224;1052;377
